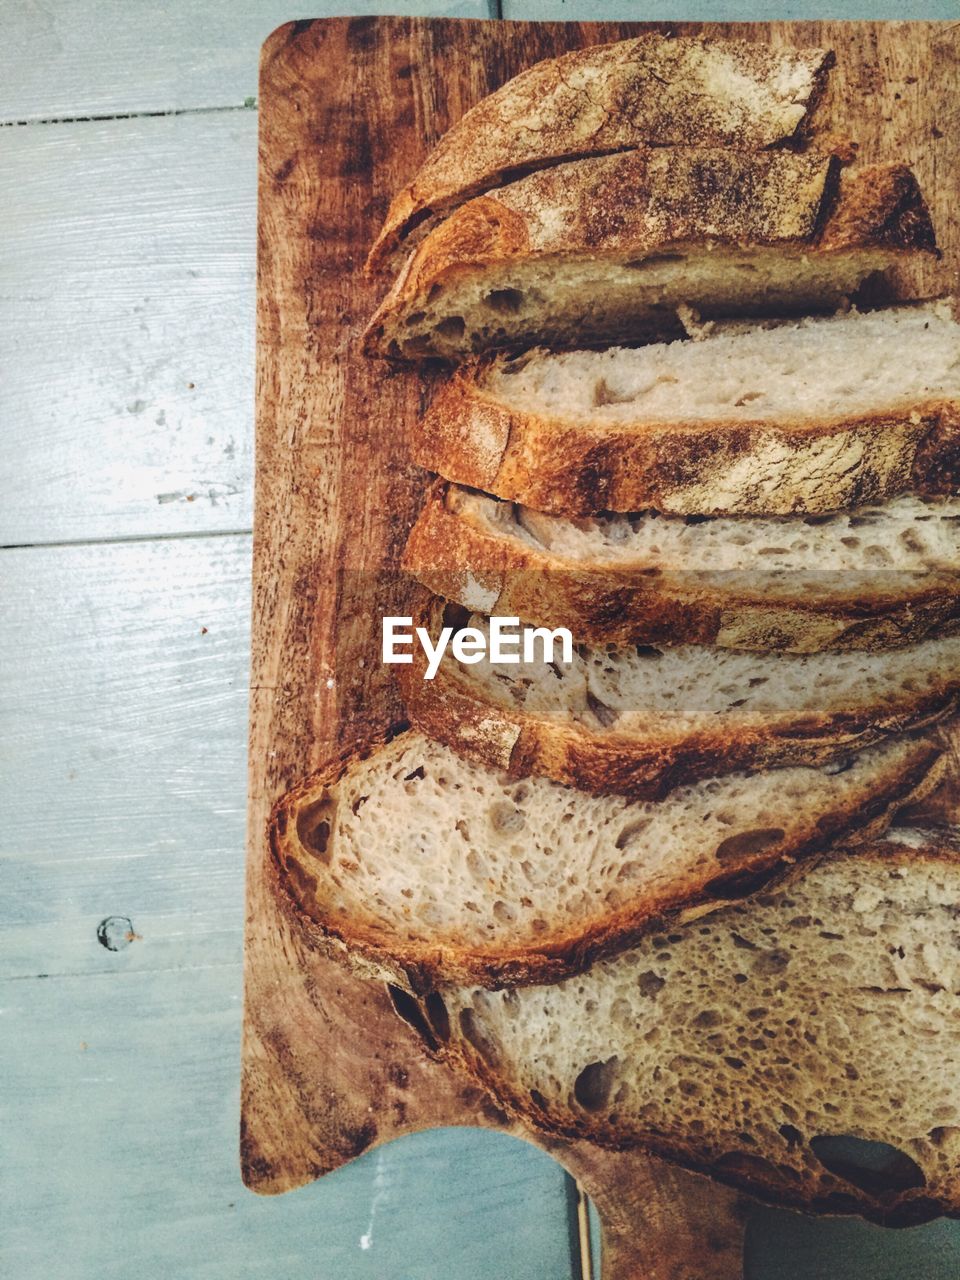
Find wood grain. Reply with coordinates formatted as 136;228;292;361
245;16;960;1279
0;537;250;980
0;112;257;545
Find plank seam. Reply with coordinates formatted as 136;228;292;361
0;100;258;130
2;527;253;553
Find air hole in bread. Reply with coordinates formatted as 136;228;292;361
295;794;336;863
441;600;472;631
386;984;439;1052
693;1009;723;1029
424;991;450;1043
404;310;426;326
483;288;525;316
636;970;666;998
704;864;781;901
586;690;619;727
574;1057;620;1112
490;802;525;834
928;1126;959;1148
615;819;650;851
810;1135;927;1194
715;828;786;865
434;315;466;339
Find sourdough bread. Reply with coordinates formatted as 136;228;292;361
403;482;960;652
400;599;960;797
269;729;944;993
364;157;936;362
430;830;960;1224
413;302;960;516
366;35;834;272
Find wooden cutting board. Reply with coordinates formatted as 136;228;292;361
243;17;960;1277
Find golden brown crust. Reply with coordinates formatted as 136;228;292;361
268;728;947;994
365;35;835;273
413;369;960;517
364;157;937;358
397;626;960;800
818;163;940;255
402;481;960;652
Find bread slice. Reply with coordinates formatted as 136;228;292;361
364;155;936;362
365;35;835;272
399;598;960;798
403;482;960;652
269;728;945;993
413;302;960;516
428;829;960;1225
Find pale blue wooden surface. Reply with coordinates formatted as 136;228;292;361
504;1;960;18
3;4;960;1278
2;0;495;122
1;113;256;544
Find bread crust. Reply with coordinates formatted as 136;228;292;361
414;365;960;517
268;728;947;994
430;835;960;1227
402;481;960;652
397;620;960;799
365;35;835;273
364;158;937;359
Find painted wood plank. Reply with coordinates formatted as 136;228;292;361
0;531;574;1278
0;965;574;1280
0;535;251;978
504;1;960;18
0;111;256;545
3;1;497;124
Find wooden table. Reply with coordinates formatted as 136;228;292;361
2;3;959;1278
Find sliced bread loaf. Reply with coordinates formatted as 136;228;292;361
269;728;944;993
414;302;960;516
364;156;936;362
429;829;960;1224
366;35;834;272
403;482;960;652
399;599;960;798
